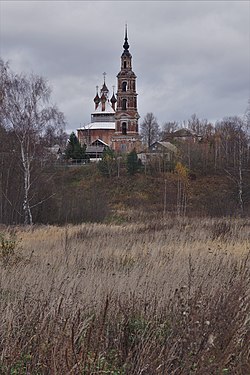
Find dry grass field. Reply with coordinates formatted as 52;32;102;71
0;216;249;374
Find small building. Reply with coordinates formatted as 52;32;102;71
163;128;200;143
46;144;62;160
148;141;178;160
138;141;177;172
85;139;110;162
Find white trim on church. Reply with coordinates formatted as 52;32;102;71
77;122;115;131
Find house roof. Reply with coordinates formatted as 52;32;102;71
86;145;105;153
150;141;177;153
158;141;177;152
91;139;109;146
173;128;196;137
47;144;62;154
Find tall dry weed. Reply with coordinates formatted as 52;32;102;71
0;217;249;374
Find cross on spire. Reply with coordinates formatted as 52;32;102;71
103;72;107;82
123;24;129;51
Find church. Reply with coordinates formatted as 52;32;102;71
77;27;141;153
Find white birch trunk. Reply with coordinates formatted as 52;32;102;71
238;135;244;216
20;141;33;225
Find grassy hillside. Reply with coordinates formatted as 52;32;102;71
33;163;249;225
0;217;249;374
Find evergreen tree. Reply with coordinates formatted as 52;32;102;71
65;132;87;160
126;149;140;175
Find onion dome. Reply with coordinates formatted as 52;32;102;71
110;92;117;110
94;93;100;104
100;72;109;98
100;82;109;97
110;93;117;104
93;86;100;104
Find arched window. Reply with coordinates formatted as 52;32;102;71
122;99;127;110
122;82;127;92
124;61;127;69
122;122;127;135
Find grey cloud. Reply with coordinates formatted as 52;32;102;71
1;1;249;132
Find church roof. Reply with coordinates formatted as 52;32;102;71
77;122;115;130
92;101;115;114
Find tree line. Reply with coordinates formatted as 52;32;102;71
0;59;249;224
0;60;142;225
140;111;250;215
0;59;68;225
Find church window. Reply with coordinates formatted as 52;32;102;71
122;99;127;110
122;122;127;135
124;61;127;68
122;82;127;92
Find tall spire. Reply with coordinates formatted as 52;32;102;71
100;72;109;98
123;24;129;51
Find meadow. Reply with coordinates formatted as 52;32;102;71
0;215;249;374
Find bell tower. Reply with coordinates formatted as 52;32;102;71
112;26;141;153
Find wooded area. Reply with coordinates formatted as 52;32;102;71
1;60;250;225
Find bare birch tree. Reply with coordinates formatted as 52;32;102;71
215;116;249;216
140;112;160;148
0;59;65;225
160;121;179;138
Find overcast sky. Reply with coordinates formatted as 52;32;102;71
1;0;249;133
